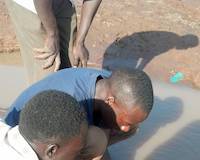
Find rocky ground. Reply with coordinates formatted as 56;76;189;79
0;0;200;88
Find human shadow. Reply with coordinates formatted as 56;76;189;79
103;31;199;71
109;96;184;160
80;98;118;130
147;120;200;160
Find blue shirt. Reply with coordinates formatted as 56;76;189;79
5;68;111;127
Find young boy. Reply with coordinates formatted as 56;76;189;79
1;90;108;160
5;68;154;159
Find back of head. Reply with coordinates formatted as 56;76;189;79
19;90;87;143
110;69;154;114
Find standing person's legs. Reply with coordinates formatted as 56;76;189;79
5;0;76;84
6;0;49;84
53;0;77;69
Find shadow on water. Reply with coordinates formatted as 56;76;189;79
103;31;199;71
109;96;184;160
134;96;184;143
147;120;200;160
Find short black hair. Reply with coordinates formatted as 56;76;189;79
110;69;154;114
19;90;87;143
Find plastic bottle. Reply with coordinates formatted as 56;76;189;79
170;72;184;83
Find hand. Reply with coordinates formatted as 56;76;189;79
34;34;61;72
72;42;89;67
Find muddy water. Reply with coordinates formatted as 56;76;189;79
0;66;27;111
109;81;200;160
0;66;200;159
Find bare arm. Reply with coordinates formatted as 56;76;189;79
73;0;102;67
33;0;60;71
33;0;58;36
33;0;102;69
77;0;102;43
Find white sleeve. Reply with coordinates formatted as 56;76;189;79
12;0;37;14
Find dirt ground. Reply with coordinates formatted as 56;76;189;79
0;0;200;88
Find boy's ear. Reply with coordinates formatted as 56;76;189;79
105;96;115;105
45;144;58;159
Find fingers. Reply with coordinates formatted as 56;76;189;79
34;47;61;71
33;47;52;55
73;57;79;67
33;48;51;53
73;59;88;68
54;54;61;72
34;53;53;60
72;43;89;68
82;59;87;67
42;54;56;69
34;48;54;60
42;53;61;71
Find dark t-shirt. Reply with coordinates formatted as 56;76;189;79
4;68;111;127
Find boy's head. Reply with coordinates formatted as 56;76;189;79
104;69;154;132
19;90;88;160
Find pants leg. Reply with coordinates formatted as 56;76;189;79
6;0;77;84
53;0;77;69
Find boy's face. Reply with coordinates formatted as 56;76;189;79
109;99;148;132
53;136;84;160
33;125;87;160
116;104;148;132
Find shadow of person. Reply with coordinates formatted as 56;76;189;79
147;120;200;160
79;98;118;130
109;96;184;160
133;96;184;144
103;31;199;71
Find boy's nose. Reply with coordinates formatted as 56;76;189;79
120;125;130;132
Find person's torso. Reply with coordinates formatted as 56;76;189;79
4;68;111;127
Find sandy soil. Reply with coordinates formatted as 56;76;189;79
0;0;200;88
